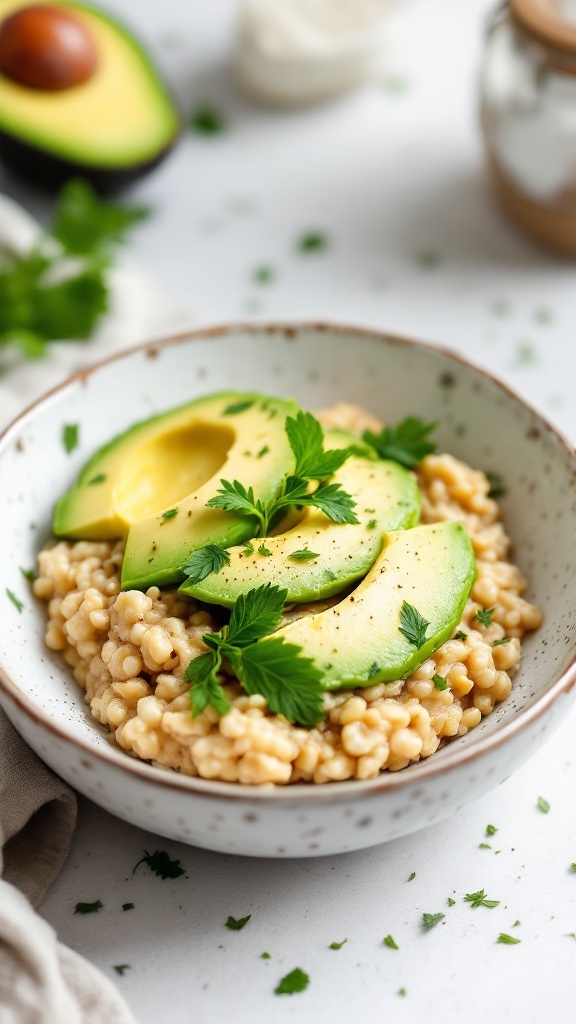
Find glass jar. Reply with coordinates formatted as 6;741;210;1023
480;0;576;254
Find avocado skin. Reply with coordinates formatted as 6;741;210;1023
0;123;179;194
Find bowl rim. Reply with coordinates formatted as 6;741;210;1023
0;319;575;805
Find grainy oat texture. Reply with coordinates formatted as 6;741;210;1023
34;404;542;786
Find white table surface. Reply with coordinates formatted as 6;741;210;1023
3;1;575;1021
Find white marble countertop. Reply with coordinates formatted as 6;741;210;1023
3;0;575;1021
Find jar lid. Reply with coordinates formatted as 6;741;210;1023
510;0;576;55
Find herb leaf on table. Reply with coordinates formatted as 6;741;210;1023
132;850;185;879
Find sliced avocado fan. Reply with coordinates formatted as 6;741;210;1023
179;429;420;607
255;522;476;690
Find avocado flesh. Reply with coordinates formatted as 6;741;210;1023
180;431;420;607
261;522;476;691
0;0;179;190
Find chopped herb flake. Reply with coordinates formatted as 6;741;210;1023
433;674;448;691
162;508;178;520
486;824;498;836
479;843;492;849
366;518;377;529
415;248;441;269
74;900;102;915
399;601;430;649
454;630;468;641
243;542;254;556
114;964;130;975
493;637;512;646
223;399;254;416
261;952;271;959
383;935;399;950
408;872;416;881
537;796;550;813
258;543;272;556
181;544;230;585
88;473;106;485
288;549;320;561
475;607;495;627
497;933;521;945
297;232;328;253
422;913;445;931
190;105;227;134
398;987;407;997
257;445;270;458
6;588;23;612
275;968;310;995
329;939;347;950
513;920;521;927
368;662;381;678
63;423;79;454
122;903;134;911
20;567;36;583
132;850;185;879
253;266;275;285
486;471;506;499
464;889;500;909
447;898;456;906
571;864;576;874
225;915;251;931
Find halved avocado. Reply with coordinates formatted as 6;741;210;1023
258;522;476;690
0;0;180;192
179;430;420;607
54;391;300;590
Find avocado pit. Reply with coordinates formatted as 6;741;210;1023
0;3;97;91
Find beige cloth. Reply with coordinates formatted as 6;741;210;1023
0;711;136;1024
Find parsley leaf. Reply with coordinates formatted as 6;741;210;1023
114;964;131;975
537;796;550;813
363;417;437;467
493;637;511;646
6;588;23;612
237;637;324;728
74;900;103;915
162;508;178;520
243;541;255;556
329;939;347;950
132;850;185;879
289;549;320;561
181;544;231;585
225;584;286;647
433;674;448;691
422;913;445;931
486;824;498;836
464;889;500;909
225;915;251;930
206;479;266;530
261;952;271;959
122;903;134;911
223;399;254;415
399;601;430;649
302;479;359;524
53;179;149;256
258;543;272;556
190;105;227;134
62;423;79;454
20;567;36;583
497;933;521;945
486;471;506;499
297;231;328;252
275;968;310;995
285;410;352;480
184;651;230;718
454;630;468;641
383;935;399;950
475;607;495;627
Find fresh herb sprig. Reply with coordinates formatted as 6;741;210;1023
0;179;149;361
184;584;324;727
363;416;437;468
206;410;359;537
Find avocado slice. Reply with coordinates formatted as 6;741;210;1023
0;1;179;192
54;391;299;590
179;430;420;607
259;522;476;690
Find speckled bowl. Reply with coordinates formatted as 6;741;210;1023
0;323;574;858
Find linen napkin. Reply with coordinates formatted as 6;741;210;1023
0;191;191;1023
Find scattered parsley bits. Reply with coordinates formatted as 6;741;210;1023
114;965;130;975
486;824;498;836
570;864;576;874
447;898;456;907
132;850;185;879
297;231;328;253
414;248;441;269
474;607;495;627
399;601;430;649
253;266;275;285
363;416;437;468
62;423;79;454
88;473;106;485
190;105;227;135
398;988;407;997
329;939;347;950
258;543;272;556
513;920;521;927
408;872;416;881
479;843;492;850
493;637;512;647
261;952;271;959
454;630;468;641
497;933;521;945
537;796;550;813
122;903;134;911
243;542;255;556
6;588;23;612
433;674;448;691
288;549;320;561
486;471;506;499
368;662;381;678
366;518;377;529
20;567;36;583
161;508;178;520
275;968;310;995
383;935;399;950
223;399;254;416
74;900;103;915
181;544;230;585
464;889;500;909
257;445;269;458
225;915;251;931
422;913;445;931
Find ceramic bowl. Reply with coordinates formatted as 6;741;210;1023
0;323;574;858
